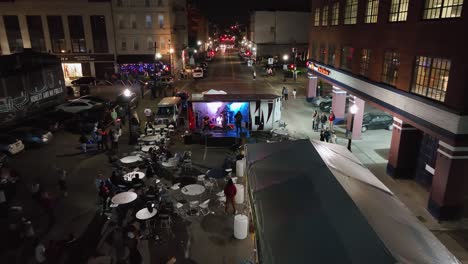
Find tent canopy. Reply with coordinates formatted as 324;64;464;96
246;139;460;264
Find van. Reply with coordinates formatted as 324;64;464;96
155;97;182;126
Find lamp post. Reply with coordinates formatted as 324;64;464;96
123;88;133;144
347;104;358;151
169;47;174;76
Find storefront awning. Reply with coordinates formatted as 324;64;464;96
117;55;166;64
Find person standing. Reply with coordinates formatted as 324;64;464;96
312;110;318;131
293;88;297;99
144;108;152;122
328;111;336;131
320;130;325;141
252;70;256;80
139;82;145;99
111;108;118;122
283;87;289;100
330;131;337;144
234;111;243;134
320;112;328;130
101;129;109;151
79;134;88;153
57;168;68;197
324;128;331;142
96;128;103;151
111;128;121;151
223;178;237;215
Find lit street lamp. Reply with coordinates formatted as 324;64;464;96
155;53;162;59
197;40;202;46
283;54;289;61
123;88;134;144
347;104;358;151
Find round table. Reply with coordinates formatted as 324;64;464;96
123;171;145;182
154;124;167;129
141;135;162;142
111;191;138;204
136;208;157;220
120;156;142;164
181;184;205;196
142;145;159;153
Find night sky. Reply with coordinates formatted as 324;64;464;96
192;0;311;27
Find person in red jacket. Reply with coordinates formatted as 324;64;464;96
328;111;336;131
223;178;237;215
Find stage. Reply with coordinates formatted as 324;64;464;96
185;129;250;147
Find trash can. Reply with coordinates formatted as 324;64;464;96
234;214;249;240
235;184;244;204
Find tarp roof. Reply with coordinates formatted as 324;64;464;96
246;139;460;264
189;94;280;103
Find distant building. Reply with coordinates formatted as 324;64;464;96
187;3;209;48
309;0;468;220
249;11;310;59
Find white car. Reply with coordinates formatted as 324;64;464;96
0;135;24;155
56;99;101;113
193;68;204;79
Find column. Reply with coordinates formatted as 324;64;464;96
41;16;52;53
18;15;31;49
346;96;365;139
0;16;10;54
428;140;468;220
62;15;71;52
306;76;317;100
386;117;422;178
331;86;346;122
83;15;93;53
90;62;96;77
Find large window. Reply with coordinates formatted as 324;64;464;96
344;0;358;24
68;16;86;53
130;14;137;29
411;56;451;102
134;38;139;51
145;15;152;28
3;16;23;53
90;15;109;53
424;0;464;19
121;38;127;51
47;16;66;53
328;44;335;66
389;0;409;21
341;47;354;71
147;36;154;50
158;14;164;29
365;0;379;23
118;15;125;29
360;49;372;77
314;8;320;26
27;16;46;52
322;6;329;26
382;51;400;86
319;43;326;62
331;2;340;25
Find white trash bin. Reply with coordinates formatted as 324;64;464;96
236;158;246;177
235;184;244;204
234;214;249;239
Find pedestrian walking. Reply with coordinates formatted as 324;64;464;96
111;128;121;151
96;128;103;151
223;178;237;215
320;112;328;130
293;88;297;99
98;181;110;213
117;106;126;125
282;87;289;100
320;130;325;141
328;110;336;131
253;71;256;80
79;134;88;153
101;129;109;150
324;128;331;142
234;111;243;134
330;131;337;144
312;110;318;131
314;111;321;131
139;82;145;99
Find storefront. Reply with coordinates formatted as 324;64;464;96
117;55;171;78
60;54;115;83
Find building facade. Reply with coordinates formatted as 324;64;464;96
0;0;188;81
308;0;468;220
249;11;310;58
0;0;116;83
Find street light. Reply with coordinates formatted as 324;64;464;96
169;48;174;75
123;88;133;144
197;40;202;46
155;53;162;59
283;54;289;61
194;50;198;53
347;104;358;151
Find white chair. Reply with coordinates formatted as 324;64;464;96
189;201;200;215
170;183;181;190
197;174;206;182
199;199;211;216
146;128;154;135
216;191;225;197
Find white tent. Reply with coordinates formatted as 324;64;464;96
202;89;227;95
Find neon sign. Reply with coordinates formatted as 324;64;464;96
307;62;331;76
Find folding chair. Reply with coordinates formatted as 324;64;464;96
197;174;206;182
199;199;211;216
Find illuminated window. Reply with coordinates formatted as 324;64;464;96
365;0;379;23
322;6;329;26
360;49;372;77
314;8;320;26
389;0;409;21
411;56;451;102
328;44;335;66
424;0;464;19
341;47;354;71
158;14;164;29
382;51;399;86
344;0;358;24
145;15;152;28
331;2;340;25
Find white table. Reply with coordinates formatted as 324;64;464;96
141;135;162;142
111;191;137;204
120;156;142;164
154;124;167;129
181;184;205;196
123;171;145;182
141;145;159;152
136;208;157;220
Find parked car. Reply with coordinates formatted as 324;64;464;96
361;112;394;132
9;127;53;147
22;110;75;132
193;68;204;79
79;95;109;104
311;95;332;107
56;99;101;113
0;135;25;155
65;105;111;134
71;76;96;86
319;98;350;113
114;91;138;109
155;97;182;126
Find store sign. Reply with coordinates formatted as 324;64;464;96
60;54;114;62
30;87;63;103
307;62;330;76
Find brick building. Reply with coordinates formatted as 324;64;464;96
308;0;468;220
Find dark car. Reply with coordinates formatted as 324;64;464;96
9;127;53;147
65;105;111;134
71;76;96;86
114;91;139;109
22;110;75;132
361;112;394;132
319;99;350;113
79;95;109;104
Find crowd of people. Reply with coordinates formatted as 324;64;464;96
312;110;337;143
